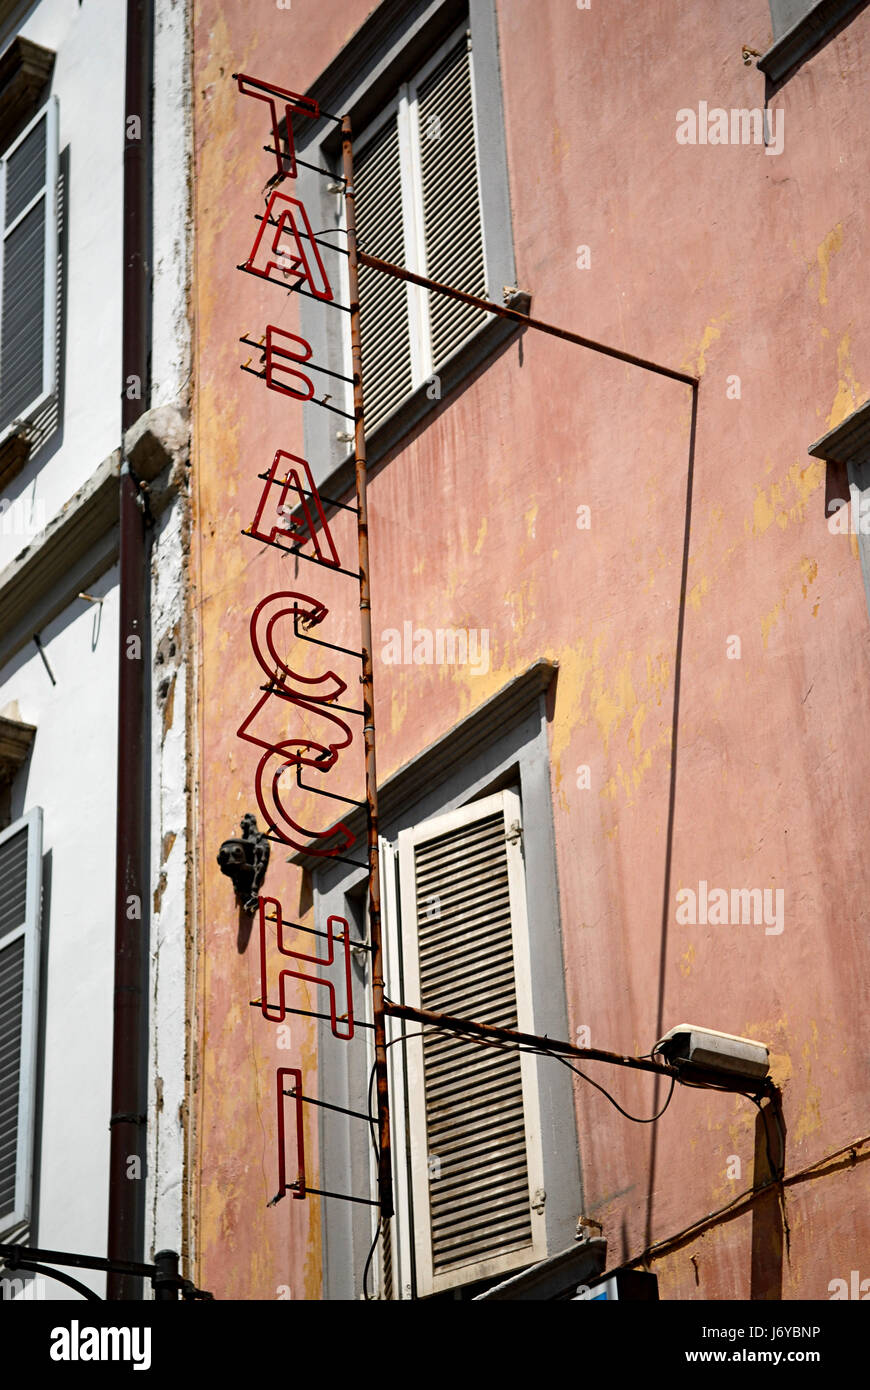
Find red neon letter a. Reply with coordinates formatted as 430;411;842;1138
246;192;333;302
246;449;342;569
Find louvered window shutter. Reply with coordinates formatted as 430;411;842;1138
397;790;547;1296
0;100;58;439
0;808;43;1237
413;33;487;371
352;25;488;434
354;114;414;435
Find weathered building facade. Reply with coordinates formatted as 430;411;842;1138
0;0;192;1298
189;0;870;1300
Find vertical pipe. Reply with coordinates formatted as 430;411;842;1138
108;0;153;1300
152;1249;179;1301
341;117;393;1219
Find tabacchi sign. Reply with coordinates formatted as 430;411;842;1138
232;72;377;1210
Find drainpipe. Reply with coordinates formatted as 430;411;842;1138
107;0;153;1301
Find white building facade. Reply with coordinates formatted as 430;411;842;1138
0;0;193;1300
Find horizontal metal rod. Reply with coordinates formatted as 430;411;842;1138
295;768;366;808
283;1087;375;1124
256;682;364;717
383;1001;679;1079
239;363;357;419
240;336;356;386
262;910;371;951
358;252;699;387
264;146;346;182
236;261;353;311
250;999;375;1029
293;609;365;658
255;476;360;515
286;1183;380;1207
240;528;359;579
254;215;351;257
0;1241;155;1279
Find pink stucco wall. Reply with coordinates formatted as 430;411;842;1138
191;0;870;1299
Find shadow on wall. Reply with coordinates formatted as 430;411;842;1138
750;1093;788;1300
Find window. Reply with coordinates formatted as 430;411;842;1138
769;0;821;36
0;98;58;445
383;789;548;1297
354;26;487;434
310;662;579;1301
809;399;870;623
0;807;42;1237
760;0;867;85
296;0;517;486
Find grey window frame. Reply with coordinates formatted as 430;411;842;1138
809;400;870;625
0;805;42;1238
759;0;869;87
303;663;582;1300
0;96;58;447
293;0;518;499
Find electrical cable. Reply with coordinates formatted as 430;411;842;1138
378;1008;682;1124
362;1218;381;1302
553;1051;677;1124
367;1030;426;1164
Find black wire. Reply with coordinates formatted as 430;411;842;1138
361;1028;425;1301
367;1059;378;1162
553;1052;677;1124
367;1030;427;1165
362;1218;381;1301
381;1013;679;1124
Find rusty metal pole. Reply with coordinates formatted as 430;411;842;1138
357;251;699;388
341;116;393;1220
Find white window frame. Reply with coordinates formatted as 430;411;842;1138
0;97;59;447
0;806;43;1237
348;21;487;419
384;789;548;1297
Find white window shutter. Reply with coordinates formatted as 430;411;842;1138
354;113;415;435
379;835;414;1300
0;807;43;1236
397;790;547;1296
0;99;58;441
413;34;487;372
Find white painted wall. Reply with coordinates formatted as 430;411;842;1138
147;497;189;1269
145;0;192;1276
0;0;124;572
1;569;119;1298
152;0;192;411
0;0;193;1298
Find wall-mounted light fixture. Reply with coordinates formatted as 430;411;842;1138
654;1024;770;1085
217;812;271;913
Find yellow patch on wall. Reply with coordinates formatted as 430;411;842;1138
826;332;863;433
683;310;731;377
688;574;710;610
814;223;843;306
